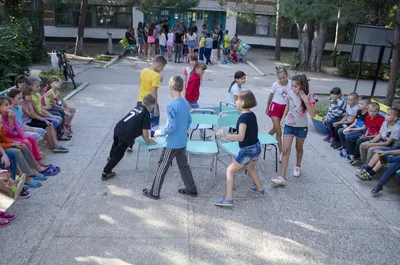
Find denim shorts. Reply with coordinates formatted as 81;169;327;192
283;125;308;139
235;142;261;165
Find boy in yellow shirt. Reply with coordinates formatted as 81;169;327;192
128;55;167;151
222;30;230;64
198;36;206;61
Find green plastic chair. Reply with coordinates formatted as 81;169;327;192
190;109;217;141
135;136;166;182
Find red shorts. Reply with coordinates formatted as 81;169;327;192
269;102;286;118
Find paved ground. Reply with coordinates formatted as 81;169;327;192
1;55;399;265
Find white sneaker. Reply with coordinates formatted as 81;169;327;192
271;176;286;186
293;167;301;177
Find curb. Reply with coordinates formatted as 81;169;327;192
246;60;266;76
103;54;122;69
64;82;89;101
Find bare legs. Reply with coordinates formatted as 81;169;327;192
268;116;283;153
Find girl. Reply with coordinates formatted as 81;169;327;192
167;29;175;61
159;28;167;58
183;55;198;95
182;31;189;63
271;74;316;187
174;30;183;63
21;87;68;153
187;29;197;59
204;33;213;65
136;22;146;59
44;78;76;134
215;90;264;207
147;23;156;60
228;71;246;104
265;66;291;159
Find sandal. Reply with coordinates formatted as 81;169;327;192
178;188;198;197
142;188;160;200
24;179;42;188
57;134;71;141
31;173;47;181
0;211;16;220
13;174;26;200
41;165;59;176
0;218;11;227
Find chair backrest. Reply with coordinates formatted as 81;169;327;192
218;110;240;128
220;101;238;112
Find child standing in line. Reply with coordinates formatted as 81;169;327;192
339;97;371;157
222;30;230;64
167;29;175;61
204;33;213;65
215;90;264;207
229;71;246;104
271;74;316;187
182;32;189;63
142;76;198;200
330;92;359;149
265;66;291;160
128;55;167;151
159;28;167;58
102;94;156;181
174;30;183;63
187;30;197;59
183;55;198;95
211;32;218;64
322;87;347;143
198;35;206;61
346;102;384;165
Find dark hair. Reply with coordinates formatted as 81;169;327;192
170;76;184;92
207;33;211;37
229;71;246;92
191;62;207;76
21;86;33;97
330;87;342;95
15;75;27;87
7;88;21;99
276;66;288;76
48;77;60;86
369;102;380;110
239;90;257;109
0;96;11;106
142;94;156;106
148;23;155;37
224;30;229;34
26;77;40;87
360;96;372;105
188;54;198;62
291;74;310;111
137;22;143;29
153;55;167;66
388;108;400;120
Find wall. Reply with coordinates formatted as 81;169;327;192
132;8;144;29
44;26;126;39
225;15;236;37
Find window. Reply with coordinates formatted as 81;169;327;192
280;19;297;39
55;4;92;27
236;15;274;37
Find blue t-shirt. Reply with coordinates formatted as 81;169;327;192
236;111;259;148
205;37;213;48
160;97;191;148
11;105;23;127
355;110;368;128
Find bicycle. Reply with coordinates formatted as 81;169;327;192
54;50;77;89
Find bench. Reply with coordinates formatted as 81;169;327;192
119;38;137;55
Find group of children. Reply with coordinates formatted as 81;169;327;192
0;76;75;227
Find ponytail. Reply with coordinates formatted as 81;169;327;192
228;80;236;93
291;73;310;111
228;71;246;93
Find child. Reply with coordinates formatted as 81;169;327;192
330;92;359;149
265;66;291;159
44;78;76;133
211;32;219;64
358;108;400;163
185;62;208;139
340;97;371;157
174;30;183;63
183;55;198;95
204;33;213;65
198;35;205;61
182;32;189;63
102;94;157;180
127;55;167;151
215;90;264;207
187;29;197;59
322;87;347;143
167;29;175;61
222;30;230;64
147;23;156;60
159;28;167;58
271;74;316;186
229;71;246;104
142;76;198;200
15;75;27;90
346;102;384;165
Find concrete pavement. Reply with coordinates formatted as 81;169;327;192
0;56;399;265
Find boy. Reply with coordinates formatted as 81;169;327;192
359;107;400;163
198;35;206;62
128;55;167;151
331;92;359;149
222;30;230;64
211;31;218;64
346;102;384;165
323;87;347;143
102;94;157;180
142;76;198;199
15;75;27;90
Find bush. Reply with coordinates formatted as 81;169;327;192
282;52;300;70
316;102;329;117
336;55;390;81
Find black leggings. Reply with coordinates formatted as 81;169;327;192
26;119;48;129
103;135;131;173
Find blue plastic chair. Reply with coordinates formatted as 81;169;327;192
135;136;166;182
190;109;217;141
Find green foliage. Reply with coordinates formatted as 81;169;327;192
39;69;64;80
336;55;391;81
316;102;329;117
282;52;300;69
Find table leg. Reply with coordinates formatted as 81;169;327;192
135;145;141;169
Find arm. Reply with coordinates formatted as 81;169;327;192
368;137;394;147
265;93;273;115
27;101;49;123
13;119;27;139
0;145;10;168
223;123;247;142
336;113;348;124
159;106;176;136
151;86;158;115
141;129;156;145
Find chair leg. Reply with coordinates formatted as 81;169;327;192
146;150;152;183
213;154;217;187
272;144;278;172
263;144;266;160
135;145;141;169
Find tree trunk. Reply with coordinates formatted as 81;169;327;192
296;21;312;70
274;0;281;61
333;8;341;67
385;3;400;106
75;0;88;56
309;22;328;72
31;0;45;62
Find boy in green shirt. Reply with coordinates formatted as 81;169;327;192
222;30;230;64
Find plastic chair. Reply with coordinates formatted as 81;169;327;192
135;136;166;182
189;109;217;141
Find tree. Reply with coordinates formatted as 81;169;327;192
275;0;282;61
75;0;87;56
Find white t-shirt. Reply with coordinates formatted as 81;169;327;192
345;104;359;122
159;33;166;46
184;66;193;85
380;122;400;146
284;90;316;127
271;80;292;105
229;83;241;104
188;33;197;41
167;33;175;44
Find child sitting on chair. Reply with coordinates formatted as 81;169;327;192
102;94;157;181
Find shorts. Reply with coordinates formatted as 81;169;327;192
283;125;308;139
188;40;195;48
138;37;146;45
147;36;155;44
269;102;286;118
167;41;174;47
235;142;261;165
223;48;229;55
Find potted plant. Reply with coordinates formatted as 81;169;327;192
311;102;329;134
39;69;64;86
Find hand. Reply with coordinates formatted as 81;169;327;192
299;90;309;103
153;106;159;117
363;143;371;149
154;130;161;137
45;120;52;127
160;76;164;83
265;108;269;116
375;150;386;155
1;155;10;168
13;143;24;150
8;110;15;120
333;122;341;127
343;128;349;134
216;129;225;137
147;139;157;145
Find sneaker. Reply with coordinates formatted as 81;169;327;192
215;199;234;207
52;146;69;153
350;159;361;166
271;176;286;186
323;135;331;142
101;172;116;181
293;167;301;177
371;184;383;196
19;188;31;199
346;155;354;161
126;147;133;152
340;149;348;157
248;187;265;196
222;60;228;64
338;146;344;151
0;218;11;227
330;141;337;147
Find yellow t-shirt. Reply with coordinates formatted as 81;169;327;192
32;92;43;113
137;68;161;102
224;35;230;49
199;37;205;48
